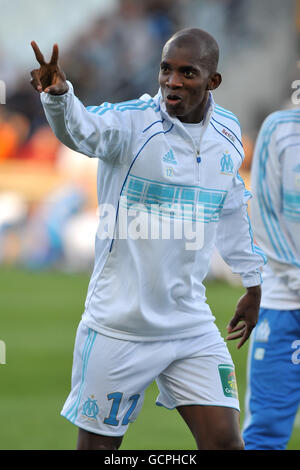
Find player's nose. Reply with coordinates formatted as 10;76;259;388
166;71;183;89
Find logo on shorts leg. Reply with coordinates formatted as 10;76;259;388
254;319;270;343
82;395;99;420
218;364;238;399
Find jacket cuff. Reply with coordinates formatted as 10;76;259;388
241;271;262;288
40;80;73;104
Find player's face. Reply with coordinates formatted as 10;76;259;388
159;41;217;123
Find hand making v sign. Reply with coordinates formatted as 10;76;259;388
30;41;69;95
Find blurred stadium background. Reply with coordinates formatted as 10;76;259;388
0;0;299;450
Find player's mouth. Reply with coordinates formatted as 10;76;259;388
165;94;183;106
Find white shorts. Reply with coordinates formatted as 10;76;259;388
61;320;240;437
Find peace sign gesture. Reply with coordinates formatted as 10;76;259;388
30;41;69;95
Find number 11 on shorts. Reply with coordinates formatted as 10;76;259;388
104;392;140;426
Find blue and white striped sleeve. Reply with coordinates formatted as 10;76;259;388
251;112;300;293
277;131;300;292
41;81;132;161
281;145;300;253
215;173;266;288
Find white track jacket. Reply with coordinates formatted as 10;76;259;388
250;109;300;310
41;82;265;341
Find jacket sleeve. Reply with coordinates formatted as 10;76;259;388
274;143;300;292
40;81;132;161
215;173;267;287
250;114;300;294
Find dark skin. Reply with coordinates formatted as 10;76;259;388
158;35;222;123
30;41;68;95
30;32;261;450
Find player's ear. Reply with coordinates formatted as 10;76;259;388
207;72;222;91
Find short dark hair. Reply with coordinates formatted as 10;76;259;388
164;28;220;73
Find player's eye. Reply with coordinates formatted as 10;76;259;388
184;70;196;78
160;64;170;73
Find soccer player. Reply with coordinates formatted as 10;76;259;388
30;28;265;450
243;108;300;450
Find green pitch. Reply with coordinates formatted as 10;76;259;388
0;267;299;450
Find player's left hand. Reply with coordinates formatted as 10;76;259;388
226;285;261;349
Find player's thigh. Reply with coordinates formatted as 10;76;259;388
61;321;174;443
156;331;242;449
243;308;300;449
177;405;243;450
76;428;123;450
244;309;300;412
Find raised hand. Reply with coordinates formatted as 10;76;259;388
30;41;69;95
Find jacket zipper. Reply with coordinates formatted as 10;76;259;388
188;130;202;185
196;149;201;183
